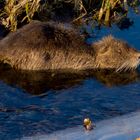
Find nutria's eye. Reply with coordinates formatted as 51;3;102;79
100;46;108;54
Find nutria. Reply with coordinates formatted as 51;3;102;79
0;20;139;71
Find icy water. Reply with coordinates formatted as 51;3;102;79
0;11;140;140
21;111;140;140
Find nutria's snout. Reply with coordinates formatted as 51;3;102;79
137;53;140;65
115;51;140;72
93;36;140;72
138;53;140;59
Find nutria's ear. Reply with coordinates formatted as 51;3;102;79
92;42;109;54
92;35;115;53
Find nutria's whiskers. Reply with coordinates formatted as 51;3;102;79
116;61;130;72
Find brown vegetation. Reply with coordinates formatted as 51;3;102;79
0;0;139;31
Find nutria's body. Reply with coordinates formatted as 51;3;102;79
0;20;140;71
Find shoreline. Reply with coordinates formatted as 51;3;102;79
21;111;140;140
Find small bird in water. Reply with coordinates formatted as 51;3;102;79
83;118;95;131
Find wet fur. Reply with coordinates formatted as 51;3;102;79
0;20;139;71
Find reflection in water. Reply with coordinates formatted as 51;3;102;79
0;64;140;139
117;17;134;30
0;64;139;95
21;111;140;140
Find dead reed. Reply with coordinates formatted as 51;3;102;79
0;0;139;31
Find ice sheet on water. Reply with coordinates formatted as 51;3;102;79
21;111;140;140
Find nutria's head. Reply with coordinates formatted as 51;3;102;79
92;35;140;71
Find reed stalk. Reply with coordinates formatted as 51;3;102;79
0;0;139;31
1;0;41;31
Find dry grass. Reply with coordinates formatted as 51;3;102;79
1;0;41;31
72;0;129;25
0;0;139;31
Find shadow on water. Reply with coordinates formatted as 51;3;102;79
0;64;139;95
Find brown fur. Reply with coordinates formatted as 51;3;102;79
93;36;140;71
0;20;139;71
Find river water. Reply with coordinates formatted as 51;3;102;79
0;11;140;140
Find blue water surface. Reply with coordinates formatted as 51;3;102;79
0;10;140;140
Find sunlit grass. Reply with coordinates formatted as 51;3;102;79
0;0;139;31
1;0;41;31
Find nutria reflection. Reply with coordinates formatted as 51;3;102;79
0;20;140;71
0;65;139;95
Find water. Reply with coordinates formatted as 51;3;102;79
86;9;140;50
21;111;140;140
0;11;140;140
